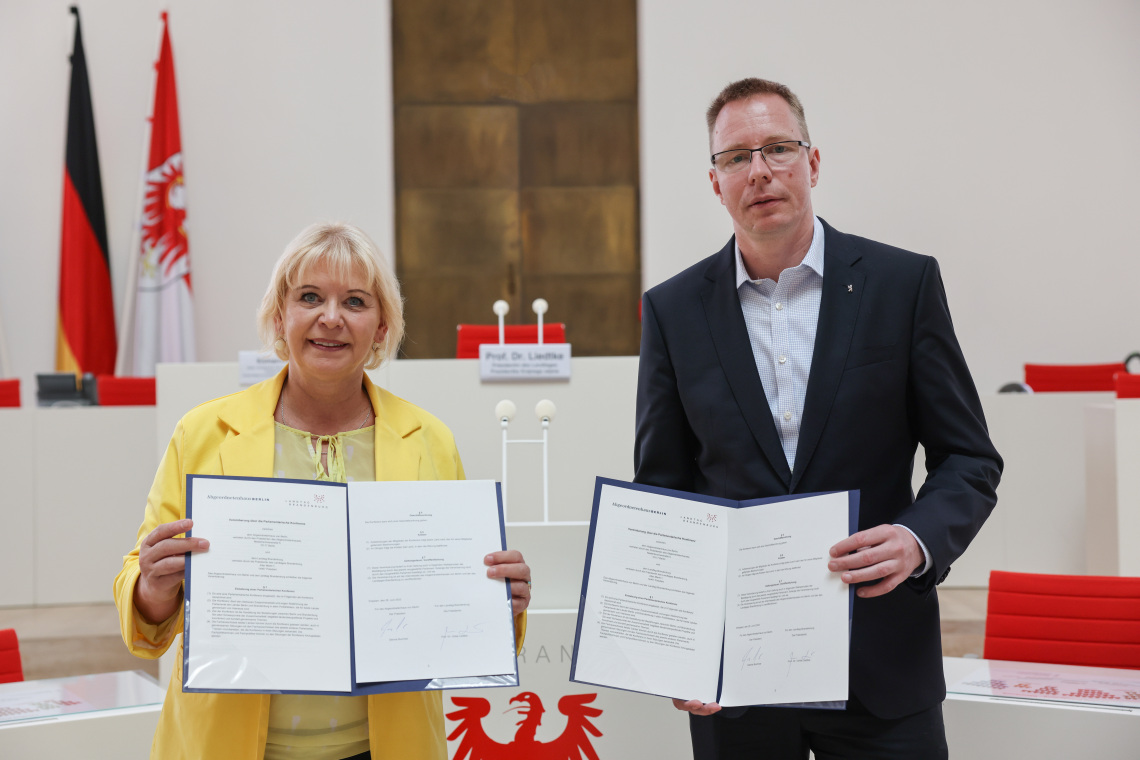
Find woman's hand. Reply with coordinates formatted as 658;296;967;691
134;519;209;624
484;549;531;616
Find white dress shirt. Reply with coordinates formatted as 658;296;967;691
734;217;931;575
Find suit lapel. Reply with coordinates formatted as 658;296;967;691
702;239;792;487
217;369;284;477
791;222;864;491
366;374;423;480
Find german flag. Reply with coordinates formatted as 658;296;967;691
56;7;116;375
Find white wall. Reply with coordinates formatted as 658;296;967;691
3;1;1139;402
0;0;393;403
640;0;1140;393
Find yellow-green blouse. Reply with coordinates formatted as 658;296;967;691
264;421;375;760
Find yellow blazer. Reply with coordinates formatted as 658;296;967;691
114;369;526;760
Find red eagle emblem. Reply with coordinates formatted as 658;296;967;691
447;691;602;760
141;151;190;285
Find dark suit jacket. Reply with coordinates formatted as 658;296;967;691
634;218;1002;720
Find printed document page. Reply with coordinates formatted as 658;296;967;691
573;483;730;703
347;480;516;683
184;477;351;693
719;492;850;706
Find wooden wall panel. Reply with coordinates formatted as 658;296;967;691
401;275;517;358
393;0;640;359
521;187;637;275
396;106;519;189
393;0;517;103
398;189;519;276
519;103;637;187
515;0;637;102
522;274;641;356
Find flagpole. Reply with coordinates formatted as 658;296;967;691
0;300;11;378
114;11;165;377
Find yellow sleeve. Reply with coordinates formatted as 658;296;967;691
112;420;187;658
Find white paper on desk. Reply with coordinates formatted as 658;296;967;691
348;480;516;683
720;491;849;706
572;483;730;704
184;477;351;693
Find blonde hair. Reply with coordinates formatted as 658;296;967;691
256;222;404;369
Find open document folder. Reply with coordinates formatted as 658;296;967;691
182;475;518;695
571;478;857;707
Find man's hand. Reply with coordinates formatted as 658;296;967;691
672;698;722;716
828;524;923;598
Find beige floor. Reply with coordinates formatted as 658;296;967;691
0;589;988;682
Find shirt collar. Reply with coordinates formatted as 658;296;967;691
735;216;826;287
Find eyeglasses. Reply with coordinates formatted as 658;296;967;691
711;140;810;173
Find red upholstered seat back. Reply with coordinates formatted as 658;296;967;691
0;628;23;684
0;378;19;407
455;324;567;359
1023;363;1125;392
984;571;1140;670
1116;372;1140;399
95;375;156;406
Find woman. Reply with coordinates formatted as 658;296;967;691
114;222;531;760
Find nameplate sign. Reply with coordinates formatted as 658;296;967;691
239;351;286;386
479;343;572;382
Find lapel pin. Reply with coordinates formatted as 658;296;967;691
847;284;853;292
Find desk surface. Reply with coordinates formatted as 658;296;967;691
0;670;164;726
945;656;1140;713
943;657;1140;760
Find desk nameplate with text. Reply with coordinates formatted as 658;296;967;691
479;343;571;382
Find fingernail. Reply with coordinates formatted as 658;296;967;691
484;555;494;563
198;539;209;549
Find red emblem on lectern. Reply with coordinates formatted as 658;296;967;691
447;691;602;759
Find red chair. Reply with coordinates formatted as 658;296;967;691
0;378;18;407
1116;372;1140;399
0;628;24;684
984;570;1140;670
1023;363;1125;392
455;324;567;359
95;375;156;406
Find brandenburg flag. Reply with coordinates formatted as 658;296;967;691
118;11;195;376
56;7;116;375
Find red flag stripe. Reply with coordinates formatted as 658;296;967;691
59;170;116;375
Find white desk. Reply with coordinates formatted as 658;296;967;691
0;408;34;607
944;656;1140;758
0;670;164;758
1084;399;1140;576
1;362;1123;611
158;362;1109;589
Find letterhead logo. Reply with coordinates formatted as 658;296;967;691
447;691;602;759
285;494;329;509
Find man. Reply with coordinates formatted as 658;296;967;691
634;78;1002;758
